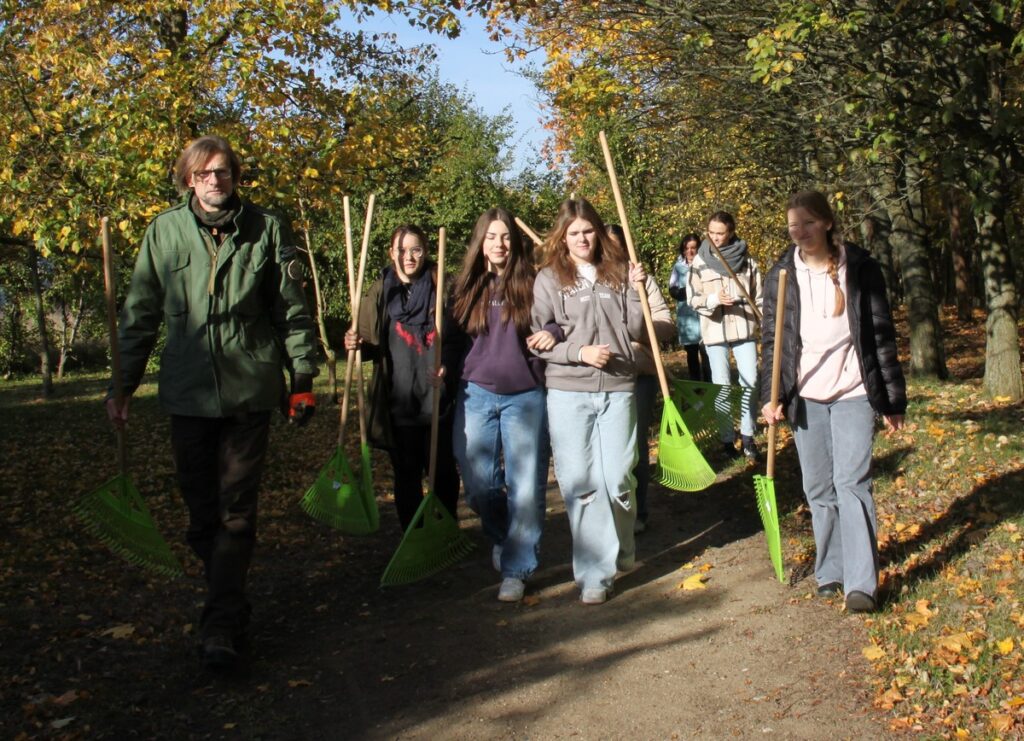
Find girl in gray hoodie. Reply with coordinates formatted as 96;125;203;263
530;198;646;605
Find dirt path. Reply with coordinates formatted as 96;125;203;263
187;466;891;740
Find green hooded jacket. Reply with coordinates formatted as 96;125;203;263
117;198;318;417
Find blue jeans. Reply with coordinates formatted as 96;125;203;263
705;340;758;441
792;396;878;597
453;383;548;579
546;389;637;591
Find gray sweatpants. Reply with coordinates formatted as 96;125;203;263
791;395;878;598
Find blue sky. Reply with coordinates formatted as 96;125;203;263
342;10;550;173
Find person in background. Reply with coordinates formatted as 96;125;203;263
345;224;460;531
761;190;906;613
449;208;555;603
531;198;646;605
669;233;710;381
687;211;763;461
607;224;674;535
106;135;319;671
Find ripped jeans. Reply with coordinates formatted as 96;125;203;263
546;388;637;591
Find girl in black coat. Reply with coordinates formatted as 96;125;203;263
760;191;906;612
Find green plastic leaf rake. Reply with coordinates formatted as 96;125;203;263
654;400;717;492
379;493;475;586
597;131;715;495
754;267;788;583
672;379;748;452
75;218;182;579
300;442;378;534
75;473;184;578
753;470;784;582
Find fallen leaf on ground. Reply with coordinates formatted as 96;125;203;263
52;690;78;706
679;573;708;590
101;624;135;639
863;645;886;661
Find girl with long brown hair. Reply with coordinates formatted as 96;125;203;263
530;198;647;605
450;208;556;602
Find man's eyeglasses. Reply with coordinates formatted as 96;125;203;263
193;168;233;182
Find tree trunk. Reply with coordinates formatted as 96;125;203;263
974;186;1023;401
27;242;53;396
864;187;899;306
56;287;86;379
880;161;947;378
946;192;973;321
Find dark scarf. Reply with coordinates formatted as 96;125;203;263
190;192;242;231
383;262;436;344
698;237;749;276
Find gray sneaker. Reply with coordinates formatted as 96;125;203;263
580;587;609;605
497;578;525;602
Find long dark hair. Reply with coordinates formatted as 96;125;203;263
678;233;700;259
786;190;845;316
541;198;627;289
451;208;535;336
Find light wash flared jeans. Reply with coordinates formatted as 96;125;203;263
546;389;637;592
791;395;879;597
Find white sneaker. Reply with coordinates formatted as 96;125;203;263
580;587;609;605
497;578;525;602
492;545;502;572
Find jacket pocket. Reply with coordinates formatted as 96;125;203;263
228;242;270;315
163;250;190;340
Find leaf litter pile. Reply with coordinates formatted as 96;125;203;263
0;307;1021;739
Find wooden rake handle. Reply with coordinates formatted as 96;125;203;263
100;217;128;475
514;216;543;247
427;228;446;492
708;241;762;323
598;130;671;401
339;195;376;448
352;195;375;448
766;269;787;479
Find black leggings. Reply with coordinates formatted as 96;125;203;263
685;343;712;382
387;419;460;530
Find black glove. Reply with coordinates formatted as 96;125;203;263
668;285;686;301
287;373;315;427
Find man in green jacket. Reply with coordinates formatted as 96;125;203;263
106;135;319;671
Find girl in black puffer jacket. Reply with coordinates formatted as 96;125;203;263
760;191;907;613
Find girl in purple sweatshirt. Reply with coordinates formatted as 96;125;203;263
450;208;557;602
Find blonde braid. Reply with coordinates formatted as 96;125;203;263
826;232;845;316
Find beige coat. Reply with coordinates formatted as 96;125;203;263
687;253;762;345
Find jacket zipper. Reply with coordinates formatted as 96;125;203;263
200;228;219;296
